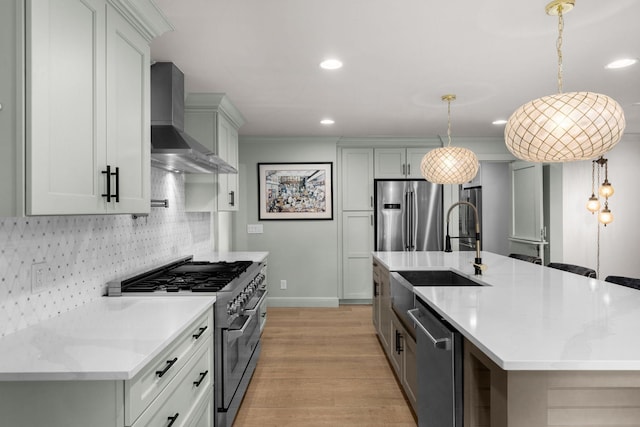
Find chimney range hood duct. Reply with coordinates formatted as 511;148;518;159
150;62;237;174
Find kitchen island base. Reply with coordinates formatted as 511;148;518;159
465;339;640;427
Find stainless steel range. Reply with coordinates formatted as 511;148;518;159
107;256;267;427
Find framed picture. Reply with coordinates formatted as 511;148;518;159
258;162;333;220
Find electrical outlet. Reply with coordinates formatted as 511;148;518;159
31;262;48;294
280;279;287;290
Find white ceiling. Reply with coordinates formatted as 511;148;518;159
150;0;640;140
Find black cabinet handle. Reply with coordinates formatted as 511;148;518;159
102;165;112;202
193;370;208;387
114;167;120;202
373;281;379;297
167;413;179;426
101;165;119;203
155;357;178;378
229;190;235;206
395;330;403;354
192;326;208;339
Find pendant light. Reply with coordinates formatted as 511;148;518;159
586;156;614;226
505;0;625;163
421;95;479;184
585;160;600;213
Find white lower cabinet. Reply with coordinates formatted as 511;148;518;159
0;310;215;427
342;211;374;299
132;337;213;427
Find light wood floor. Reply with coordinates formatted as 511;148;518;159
233;305;417;426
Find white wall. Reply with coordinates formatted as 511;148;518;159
235;137;340;307
560;133;640;279
0;168;212;337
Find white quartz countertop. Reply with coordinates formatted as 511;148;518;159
373;251;640;371
194;251;269;263
0;296;215;381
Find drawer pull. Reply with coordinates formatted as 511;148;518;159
192;326;208;339
155;357;178;378
193;370;209;387
167;413;179;426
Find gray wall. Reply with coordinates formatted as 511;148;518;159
235;137;340;306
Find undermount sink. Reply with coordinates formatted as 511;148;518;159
397;270;483;287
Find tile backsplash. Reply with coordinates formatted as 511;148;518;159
0;168;212;337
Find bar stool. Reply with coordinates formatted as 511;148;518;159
605;275;640;290
508;253;542;265
547;262;597;278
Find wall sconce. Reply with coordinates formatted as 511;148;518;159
587;157;614;226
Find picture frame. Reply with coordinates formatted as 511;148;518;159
257;162;333;220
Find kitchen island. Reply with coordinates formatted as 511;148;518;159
373;251;640;427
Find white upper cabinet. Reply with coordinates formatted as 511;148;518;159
105;4;152;214
184;93;245;212
341;148;374;211
374;148;430;179
217;113;240;211
0;0;170;216
26;0;108;215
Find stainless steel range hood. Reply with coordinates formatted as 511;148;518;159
151;62;237;174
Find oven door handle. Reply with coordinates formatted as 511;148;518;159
227;314;254;340
244;291;267;315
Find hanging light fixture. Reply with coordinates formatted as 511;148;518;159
505;0;625;163
586;160;600;213
586;157;614;226
421;95;479;184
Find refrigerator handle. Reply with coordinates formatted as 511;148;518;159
410;191;415;250
407;190;414;250
404;191;410;250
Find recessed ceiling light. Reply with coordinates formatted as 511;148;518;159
492;119;508;125
605;58;638;69
320;119;335;125
319;59;343;70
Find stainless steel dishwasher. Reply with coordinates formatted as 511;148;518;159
408;297;463;427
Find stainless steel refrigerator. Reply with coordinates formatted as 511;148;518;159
458;185;482;252
375;180;443;251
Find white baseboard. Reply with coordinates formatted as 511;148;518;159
266;297;339;307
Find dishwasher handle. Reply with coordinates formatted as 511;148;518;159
407;308;451;350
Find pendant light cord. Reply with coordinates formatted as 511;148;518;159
596;163;601;278
556;5;564;93
591;160;596;196
447;99;452;147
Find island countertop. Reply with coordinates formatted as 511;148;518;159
373;251;640;371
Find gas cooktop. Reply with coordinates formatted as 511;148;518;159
113;259;254;294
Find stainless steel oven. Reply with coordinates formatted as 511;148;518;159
108;257;266;427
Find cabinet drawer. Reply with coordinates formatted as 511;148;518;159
132;336;214;427
125;310;213;425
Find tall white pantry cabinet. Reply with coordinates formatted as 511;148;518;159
339;148;375;300
0;0;171;216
